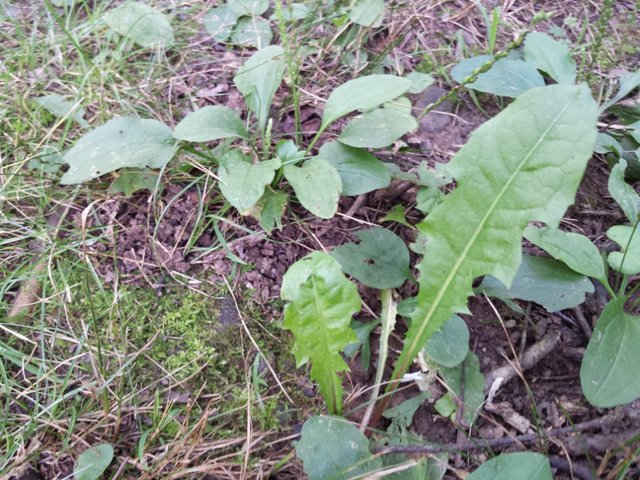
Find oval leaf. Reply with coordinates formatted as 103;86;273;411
60;117;177;185
174;106;247;142
339;107;417;148
348;0;384;28
424;315;469;368
296;415;381;480
331;228;411;289
284;158;342;218
322;75;412;129
218;150;278;214
228;0;269;16
524;225;605;280
523;32;577;84
607;224;640;275
392;84;598;392
467;452;552;480
203;6;237;42
104;2;174;48
282;253;361;414
230;16;272;49
452;56;545;97
34;94;89;128
608;159;640;223
74;443;114;480
234;46;285;132
581;298;640;407
318;141;390;196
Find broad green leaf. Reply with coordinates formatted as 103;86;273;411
523;32;577;84
338;106;417;148
478;254;594;312
228;0;268;16
318;141;390;196
218;150;278;214
203;6;238;42
437;352;484;425
524;225;605;280
74;443;114;480
282;253;361;414
380;204;412;227
608;159;640;223
230;16;272;49
296;416;381;480
276;139;304;163
424;315;469;368
451;56;545;97
104;2;174;48
392;84;598;391
173;106;247;142
331;228;411;289
601;69;640;112
348;0;384;27
467;452;553;480
406;72;435;94
581;298;640;407
108;169;158;197
250;188;288;233
34;94;89;128
594;132;622;155
60;117;178;185
234;46;285;132
284;158;342;218
607;224;640;275
322;75;412;129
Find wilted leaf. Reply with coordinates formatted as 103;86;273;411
230;16;272;48
452;56;545;97
339;106;417;148
282;253;361;414
607;224;640;275
467;452;552;480
523;32;577;84
322;75;412;129
234;46;285;132
478;254;594;312
284;158;342;218
203;6;237;42
524;225;605;280
348;0;384;27
392;84;597;391
581;298;640;407
331;228;411;289
424;315;469;368
296;416;381;480
74;443;114;480
218;150;279;214
318;141;390;196
34;94;89;128
104;2;174;48
174;106;247;142
60;117;178;184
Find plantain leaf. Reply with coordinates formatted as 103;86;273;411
600;69;640;112
524;225;605;280
318;141;390;196
348;0;384;28
284;158;342;218
104;2;174;48
452;56;544;97
338;106;417;148
608;159;640;223
174;106;247;142
322;75;412;129
218;150;279;214
230;16;272;48
607;224;640;275
282;253;361;414
60;117;177;185
203;6;237;42
523;32;577;84
74;443;114;480
391;84;598;389
250;189;288;233
581;298;640;407
467;452;552;480
234;46;285;132
34;94;89;128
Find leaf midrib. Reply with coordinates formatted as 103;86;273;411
399;96;575;375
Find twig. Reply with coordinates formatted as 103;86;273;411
549;456;595;480
372;415;618;455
